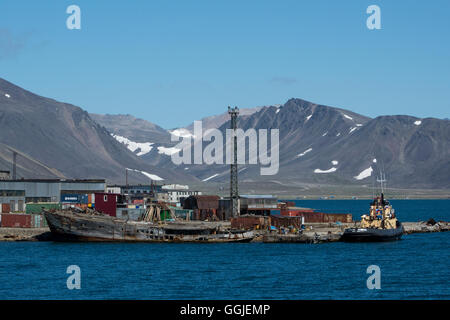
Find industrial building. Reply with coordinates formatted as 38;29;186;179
162;185;202;204
106;184;163;196
105;184;201;205
0;171;10;180
183;195;220;220
239;195;278;215
0;179;106;213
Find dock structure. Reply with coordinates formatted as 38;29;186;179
228;106;240;218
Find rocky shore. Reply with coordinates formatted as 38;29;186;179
0;227;52;241
402;220;450;234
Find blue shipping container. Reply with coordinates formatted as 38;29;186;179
80;195;89;204
61;194;80;203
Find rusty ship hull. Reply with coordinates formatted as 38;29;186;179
43;210;254;243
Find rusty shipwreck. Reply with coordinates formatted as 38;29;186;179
43;205;254;243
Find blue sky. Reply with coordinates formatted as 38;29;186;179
0;0;449;128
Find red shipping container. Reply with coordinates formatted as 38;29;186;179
294;211;324;223
231;216;269;230
1;214;32;228
1;203;10;214
281;209;315;217
94;193;117;217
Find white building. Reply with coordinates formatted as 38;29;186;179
162;184;189;190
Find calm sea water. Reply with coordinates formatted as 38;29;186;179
0;200;449;300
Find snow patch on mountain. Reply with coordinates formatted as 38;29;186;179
354;166;373;180
170;128;194;138
157;146;181;156
126;168;164;181
202;173;220;182
112;134;153;156
297;148;312;157
314;167;337;173
342;113;353;120
141;171;164;181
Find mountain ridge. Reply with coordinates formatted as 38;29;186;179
0;78;196;184
1;78;449;189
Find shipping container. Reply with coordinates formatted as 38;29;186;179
26;202;61;214
275;211;352;223
1;203;11;214
270;215;302;229
160;209;172;221
322;213;353;223
60;194;80;203
0;213;32;228
28;214;49;228
231;215;270;230
32;214;41;228
95;192;117;217
80;194;89;204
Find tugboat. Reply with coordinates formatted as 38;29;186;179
342;193;404;242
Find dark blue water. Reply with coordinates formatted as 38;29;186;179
0;200;449;300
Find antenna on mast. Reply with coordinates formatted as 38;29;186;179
377;170;387;194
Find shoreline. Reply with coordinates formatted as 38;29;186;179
1;221;448;242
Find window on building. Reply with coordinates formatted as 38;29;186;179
104;195;108;202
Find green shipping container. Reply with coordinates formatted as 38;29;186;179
32;214;41;228
31;214;45;228
160;210;173;221
26;202;61;214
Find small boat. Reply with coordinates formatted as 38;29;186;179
342;193;403;242
43;208;254;243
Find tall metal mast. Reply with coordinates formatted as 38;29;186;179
228;106;240;217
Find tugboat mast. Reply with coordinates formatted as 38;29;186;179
376;170;387;195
